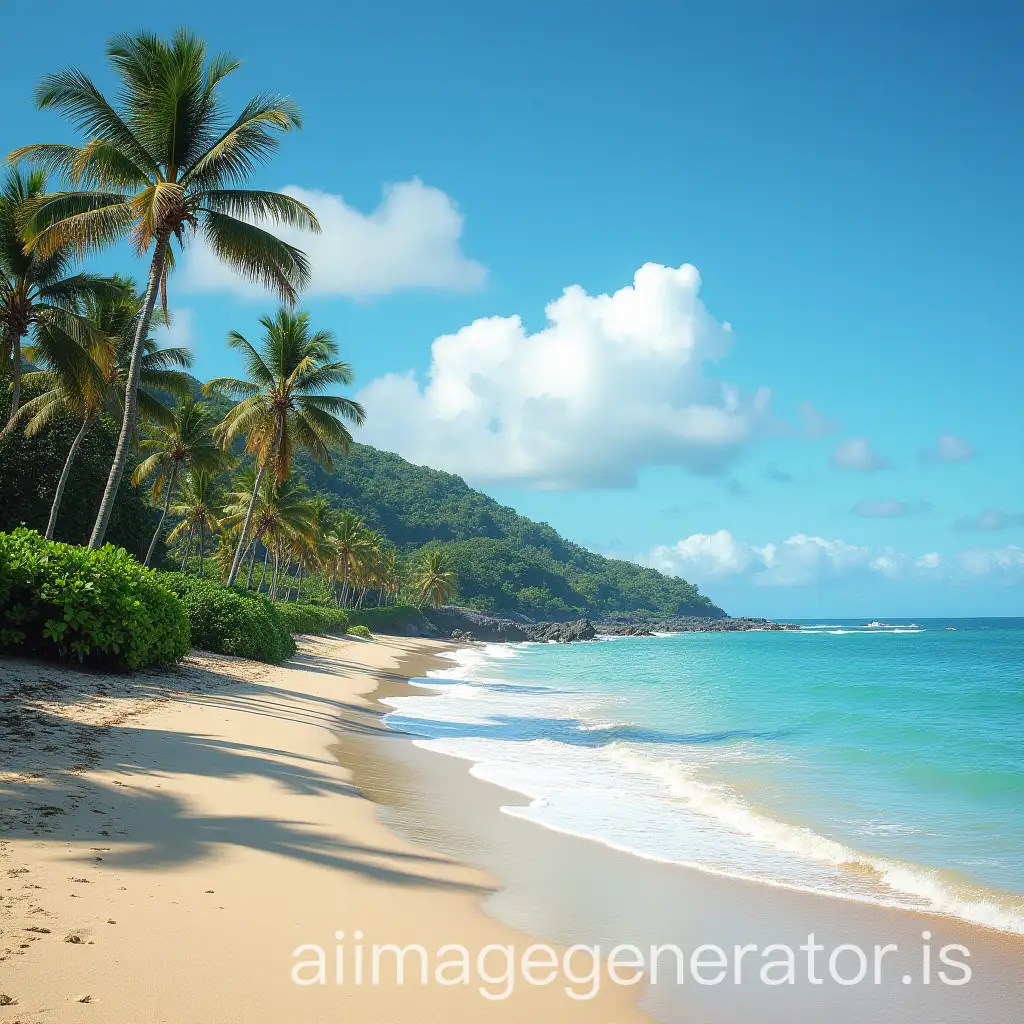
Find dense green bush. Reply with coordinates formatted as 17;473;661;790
345;605;429;633
347;624;371;638
156;571;296;664
275;602;350;636
0;528;188;669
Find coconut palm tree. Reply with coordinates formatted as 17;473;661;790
413;549;459;608
0;167;115;433
167;466;228;576
328;510;369;607
206;308;364;586
17;278;192;539
133;396;228;565
9;28;319;547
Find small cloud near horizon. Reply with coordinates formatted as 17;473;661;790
955;509;1024;532
852;499;932;518
926;434;975;463
831;437;888;472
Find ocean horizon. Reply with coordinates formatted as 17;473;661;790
384;618;1024;935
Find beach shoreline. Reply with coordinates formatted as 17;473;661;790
0;635;649;1023
363;640;1024;1024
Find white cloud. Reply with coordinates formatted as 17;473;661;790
930;434;975;463
830;437;887;472
649;530;754;578
852;499;932;518
648;531;948;588
184;180;485;299
357;262;772;489
955;509;1024;532
958;545;1024;581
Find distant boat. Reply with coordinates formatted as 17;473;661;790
945;626;957;631
862;621;892;628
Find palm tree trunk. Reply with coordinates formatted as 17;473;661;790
199;523;206;577
340;558;349;608
245;537;259;589
275;552;290;602
144;462;178;567
226;460;266;587
4;334;23;431
257;545;270;593
295;559;304;602
44;416;93;540
179;524;194;569
89;235;169;549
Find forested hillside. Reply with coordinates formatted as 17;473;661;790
296;444;724;620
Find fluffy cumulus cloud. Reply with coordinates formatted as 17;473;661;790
830;437;887;472
648;530;945;588
357;263;772;488
929;434;975;463
958;545;1024;581
184;180;485;299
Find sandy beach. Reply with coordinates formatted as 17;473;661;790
0;635;648;1023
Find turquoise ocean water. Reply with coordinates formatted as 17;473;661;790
383;619;1024;933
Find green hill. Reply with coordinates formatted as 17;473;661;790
295;443;725;621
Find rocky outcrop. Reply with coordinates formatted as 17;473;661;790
524;619;598;643
597;615;800;633
599;624;656;636
423;606;529;642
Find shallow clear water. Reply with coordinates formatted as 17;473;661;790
382;619;1024;933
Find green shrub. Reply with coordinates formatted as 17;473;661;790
276;603;350;636
0;528;188;670
156;571;296;664
345;605;428;633
347;624;371;638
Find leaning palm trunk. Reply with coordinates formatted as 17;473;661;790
179;525;194;569
45;416;93;540
143;460;178;567
89;238;169;548
257;546;270;593
198;523;206;578
245;537;259;589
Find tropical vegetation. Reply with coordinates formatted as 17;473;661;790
0;27;720;672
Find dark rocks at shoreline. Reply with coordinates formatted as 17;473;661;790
523;619;598;643
598;615;800;633
414;606;798;644
598;624;656;636
423;606;529;642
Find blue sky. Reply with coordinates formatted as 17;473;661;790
2;1;1021;617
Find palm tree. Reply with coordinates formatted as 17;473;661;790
221;474;314;598
10;29;319;548
17;278;192;539
413;549;459;609
0;167;114;433
167;466;228;576
206;308;364;586
329;510;369;607
133;396;227;566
